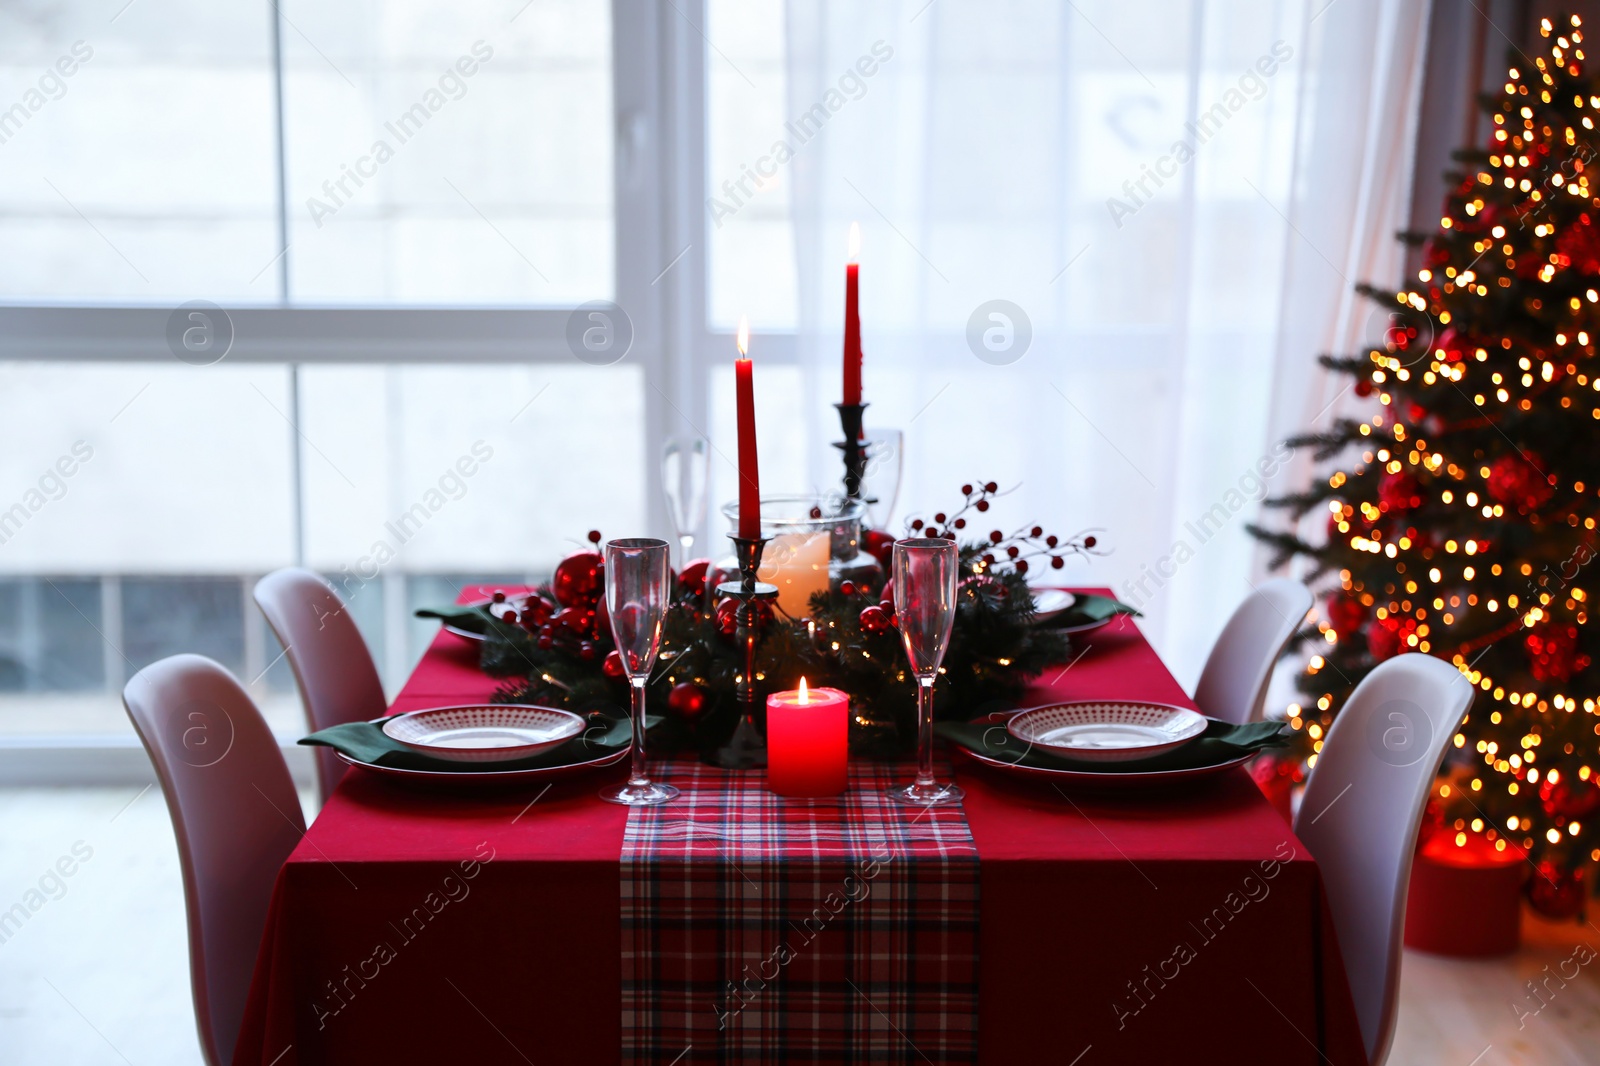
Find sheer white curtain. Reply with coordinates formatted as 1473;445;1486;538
782;0;1430;685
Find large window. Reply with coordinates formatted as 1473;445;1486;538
0;0;666;745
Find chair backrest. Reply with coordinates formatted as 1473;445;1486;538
122;654;304;1066
1192;577;1314;724
1293;653;1472;1066
253;567;387;800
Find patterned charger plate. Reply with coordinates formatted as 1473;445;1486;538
335;745;628;790
381;704;585;763
1006;700;1207;762
950;727;1253;793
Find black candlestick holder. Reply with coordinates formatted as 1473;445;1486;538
706;533;779;769
833;402;868;500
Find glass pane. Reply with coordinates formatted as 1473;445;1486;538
0;362;295;573
0;1;278;303
0;578;103;692
281;0;613;304
706;0;795;330
121;576;245;677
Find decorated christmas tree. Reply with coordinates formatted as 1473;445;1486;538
1252;14;1600;915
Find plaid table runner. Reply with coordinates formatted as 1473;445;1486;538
621;758;979;1065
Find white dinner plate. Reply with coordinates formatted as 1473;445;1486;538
381;704;585;763
1006;700;1207;763
1030;588;1078;624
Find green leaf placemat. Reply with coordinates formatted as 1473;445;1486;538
936;716;1287;774
301;713;661;773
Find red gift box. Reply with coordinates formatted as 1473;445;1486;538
1403;829;1526;957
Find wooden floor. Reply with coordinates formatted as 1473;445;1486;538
1;785;1597;1064
1391;910;1600;1065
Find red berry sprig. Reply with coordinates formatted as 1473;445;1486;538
905;481;1106;575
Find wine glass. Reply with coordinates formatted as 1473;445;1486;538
661;436;710;568
889;537;964;806
860;429;903;530
599;538;679;806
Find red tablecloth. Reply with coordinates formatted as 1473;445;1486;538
233;590;1367;1065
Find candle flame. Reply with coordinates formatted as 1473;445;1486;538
847;221;860;262
798;677;809;704
736;315;749;357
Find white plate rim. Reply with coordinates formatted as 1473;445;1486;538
1006;699;1207;761
381;703;586;762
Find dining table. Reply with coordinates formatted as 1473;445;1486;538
232;587;1368;1065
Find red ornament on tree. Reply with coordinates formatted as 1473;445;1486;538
667;681;708;720
1557;211;1600;274
1526;862;1588;921
1486;453;1554;512
1367;616;1416;662
1541;776;1600;821
1526;623;1591;683
602;649;626;680
552;550;605;607
1378;471;1422;512
1326;593;1368;639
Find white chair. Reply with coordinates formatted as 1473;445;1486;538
122;654;305;1066
253;567;387;803
1294;653;1473;1066
1192;577;1313;724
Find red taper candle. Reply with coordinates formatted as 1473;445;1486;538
735;316;760;539
842;222;862;406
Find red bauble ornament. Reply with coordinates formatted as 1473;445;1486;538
602;649;625;680
552;550;605;607
1327;593;1368;639
1486;453;1554;512
1378;471;1422;512
1557;211;1600;274
1367;616;1415;662
554;606;593;637
521;595;556;626
862;529;895;568
1353;378;1374;398
714;597;773;639
678;558;711;598
859;604;892;635
667;681;708;720
1525;623;1590;683
1526;862;1588;921
1541;776;1600;820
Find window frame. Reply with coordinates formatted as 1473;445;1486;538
0;1;758;772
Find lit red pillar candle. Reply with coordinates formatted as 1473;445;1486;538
842;222;862;407
766;678;850;796
735;316;761;540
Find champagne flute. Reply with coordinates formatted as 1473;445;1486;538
599;538;679;806
889;537;964;805
860;429;903;530
661;436;710;568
